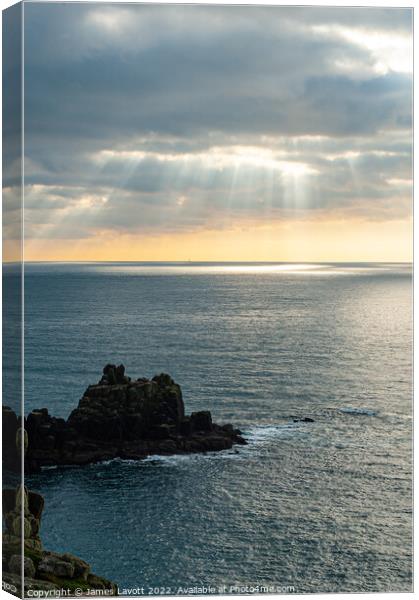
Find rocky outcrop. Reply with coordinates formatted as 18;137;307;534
3;366;246;473
2;486;116;597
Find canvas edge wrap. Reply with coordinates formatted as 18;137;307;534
2;2;24;598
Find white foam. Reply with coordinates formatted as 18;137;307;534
93;448;245;469
340;407;377;416
142;448;244;465
89;424;300;470
243;423;299;444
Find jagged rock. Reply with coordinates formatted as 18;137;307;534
2;486;116;595
234;434;247;445
180;417;192;436
9;555;36;578
149;424;174;440
221;423;234;434
3;367;246;472
2;406;20;471
152;373;174;387
13;515;32;537
28;491;45;519
2;572;59;593
191;410;212;432
87;573;117;592
3;487;44;554
38;554;75;578
61;553;91;580
155;439;178;453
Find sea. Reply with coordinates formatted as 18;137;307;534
3;262;413;593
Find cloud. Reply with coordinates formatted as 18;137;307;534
19;3;412;243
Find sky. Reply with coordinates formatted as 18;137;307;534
3;3;413;262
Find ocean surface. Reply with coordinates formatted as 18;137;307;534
5;262;413;593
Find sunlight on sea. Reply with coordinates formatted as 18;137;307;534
5;261;410;593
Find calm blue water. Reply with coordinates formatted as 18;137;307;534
14;262;413;592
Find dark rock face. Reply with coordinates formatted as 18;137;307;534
2;406;21;472
191;410;213;432
3;366;246;473
2;486;116;596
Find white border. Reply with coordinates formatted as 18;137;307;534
0;2;414;600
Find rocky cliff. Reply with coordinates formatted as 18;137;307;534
3;365;246;473
2;486;117;597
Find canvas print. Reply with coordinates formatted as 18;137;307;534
2;1;413;597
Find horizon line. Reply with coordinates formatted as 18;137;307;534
3;260;413;265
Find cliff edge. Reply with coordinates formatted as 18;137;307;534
2;486;117;597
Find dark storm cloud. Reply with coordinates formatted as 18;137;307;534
24;4;411;140
21;3;412;239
